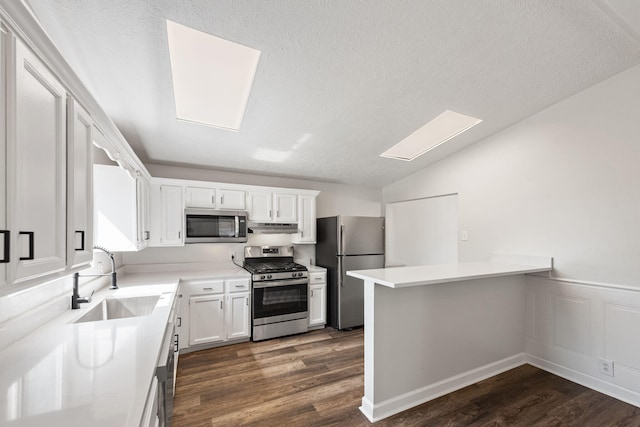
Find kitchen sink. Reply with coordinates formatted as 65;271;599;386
74;296;160;323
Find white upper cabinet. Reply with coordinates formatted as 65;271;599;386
93;159;151;252
274;193;297;222
292;194;316;244
151;178;318;246
247;191;297;223
159;184;183;246
246;191;272;221
67;98;94;267
10;36;67;283
185;186;216;208
217;188;245;210
137;176;150;248
93;164;137;251
0;24;8;287
185;186;245;210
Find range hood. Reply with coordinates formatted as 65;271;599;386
248;222;299;234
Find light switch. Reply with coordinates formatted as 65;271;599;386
461;230;468;241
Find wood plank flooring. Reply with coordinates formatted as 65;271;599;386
173;328;640;426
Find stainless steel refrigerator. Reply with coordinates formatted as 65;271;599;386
316;216;385;329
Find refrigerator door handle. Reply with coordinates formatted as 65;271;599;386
337;256;343;287
339;224;345;256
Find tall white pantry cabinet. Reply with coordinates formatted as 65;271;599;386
0;22;94;289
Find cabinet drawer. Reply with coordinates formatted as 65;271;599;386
309;272;326;284
226;278;250;292
183;279;224;295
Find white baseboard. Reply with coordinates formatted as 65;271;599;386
360;353;527;423
526;354;640;409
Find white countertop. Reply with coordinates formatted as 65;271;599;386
347;261;552;289
0;266;250;427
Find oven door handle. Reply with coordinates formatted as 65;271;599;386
253;278;309;288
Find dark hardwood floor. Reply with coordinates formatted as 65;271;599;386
173;327;640;426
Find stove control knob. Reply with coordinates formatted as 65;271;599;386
299;272;304;277
267;274;272;279
292;272;297;278
260;275;266;280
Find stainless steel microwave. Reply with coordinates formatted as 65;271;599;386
184;209;248;243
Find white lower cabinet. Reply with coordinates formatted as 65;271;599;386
308;271;327;328
180;277;251;350
226;292;250;340
189;294;225;345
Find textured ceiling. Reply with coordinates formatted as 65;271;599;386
26;0;640;187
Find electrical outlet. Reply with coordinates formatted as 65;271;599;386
229;251;235;260
599;358;614;377
461;230;469;241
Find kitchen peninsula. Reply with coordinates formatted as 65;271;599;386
347;254;553;422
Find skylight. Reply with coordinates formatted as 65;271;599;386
166;20;261;131
380;110;482;161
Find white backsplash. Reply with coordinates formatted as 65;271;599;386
123;234;315;267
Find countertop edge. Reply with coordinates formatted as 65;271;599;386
347;262;553;289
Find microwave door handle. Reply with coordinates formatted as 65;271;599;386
235;216;239;237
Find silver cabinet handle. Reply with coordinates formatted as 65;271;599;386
221;194;225;205
203;287;213;291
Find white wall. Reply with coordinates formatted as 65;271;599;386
384;64;640;288
385;194;458;266
382;64;640;408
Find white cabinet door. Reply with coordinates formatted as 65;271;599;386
67;98;93;267
137;176;150;248
10;37;67;283
176;292;189;350
226;292;250;340
292;195;316;244
246;191;272;221
309;283;326;327
274;193;297;222
0;25;8;287
189;294;225;345
93;165;138;251
185;186;216;208
217;189;245;210
160;185;183;246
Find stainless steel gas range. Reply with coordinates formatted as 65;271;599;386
243;246;309;341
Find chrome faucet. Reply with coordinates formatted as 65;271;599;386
71;246;118;310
